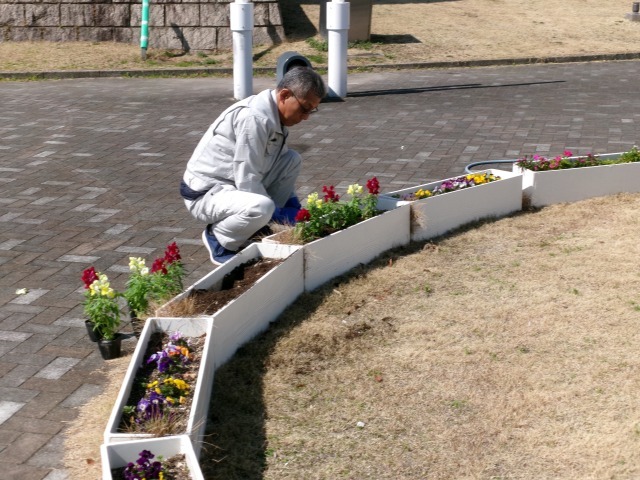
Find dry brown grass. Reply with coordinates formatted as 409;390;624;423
65;194;640;478
200;193;640;479
63;355;131;479
2;0;640;73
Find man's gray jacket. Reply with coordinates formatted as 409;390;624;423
182;89;294;204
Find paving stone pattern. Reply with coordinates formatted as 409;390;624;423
0;61;639;478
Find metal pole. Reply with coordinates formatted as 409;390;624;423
230;0;254;100
326;0;350;99
140;0;150;60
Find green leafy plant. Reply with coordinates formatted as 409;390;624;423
81;267;121;340
148;242;185;303
124;257;152;318
348;40;380;50
515;146;640;171
125;242;185;319
306;54;326;64
293;177;380;243
617;146;640;163
305;37;328;52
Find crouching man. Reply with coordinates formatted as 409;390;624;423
180;67;327;264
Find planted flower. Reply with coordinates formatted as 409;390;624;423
120;331;203;436
514;146;640;208
113;448;190;480
81;267;121;341
293;176;381;243
125;242;185;319
394;172;502;201
515;146;640;171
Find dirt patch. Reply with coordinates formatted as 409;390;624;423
2;0;639;73
160;258;283;317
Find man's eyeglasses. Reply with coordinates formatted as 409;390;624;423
292;93;319;115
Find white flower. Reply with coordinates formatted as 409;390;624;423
129;257;148;275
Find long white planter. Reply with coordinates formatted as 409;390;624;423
101;435;204;480
163;242;304;369
512;153;640;207
377;169;522;242
104;317;214;459
263;204;411;292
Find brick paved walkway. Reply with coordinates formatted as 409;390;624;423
0;60;639;479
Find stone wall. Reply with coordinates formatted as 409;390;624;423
0;0;285;51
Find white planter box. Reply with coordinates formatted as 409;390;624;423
101;435;204;480
512;153;639;207
378;169;522;242
164;242;304;369
104;317;214;458
263;204;411;292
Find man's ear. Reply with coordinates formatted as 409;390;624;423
277;88;291;102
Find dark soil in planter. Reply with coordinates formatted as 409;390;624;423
187;258;283;315
129;311;145;338
111;453;190;479
117;331;206;436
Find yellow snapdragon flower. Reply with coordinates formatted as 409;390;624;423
89;274;116;298
347;183;363;196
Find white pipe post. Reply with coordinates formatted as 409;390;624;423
230;0;254;100
326;0;350;99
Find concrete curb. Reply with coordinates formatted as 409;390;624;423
2;51;640;80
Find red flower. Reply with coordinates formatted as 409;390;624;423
164;242;181;265
366;177;380;195
322;185;340;202
295;208;311;222
81;267;98;289
151;258;168;275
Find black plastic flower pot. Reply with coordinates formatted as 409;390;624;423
98;334;123;360
85;320;103;342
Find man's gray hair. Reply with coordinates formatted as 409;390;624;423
277;67;327;99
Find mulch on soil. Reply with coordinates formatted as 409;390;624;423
188;258;283;315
